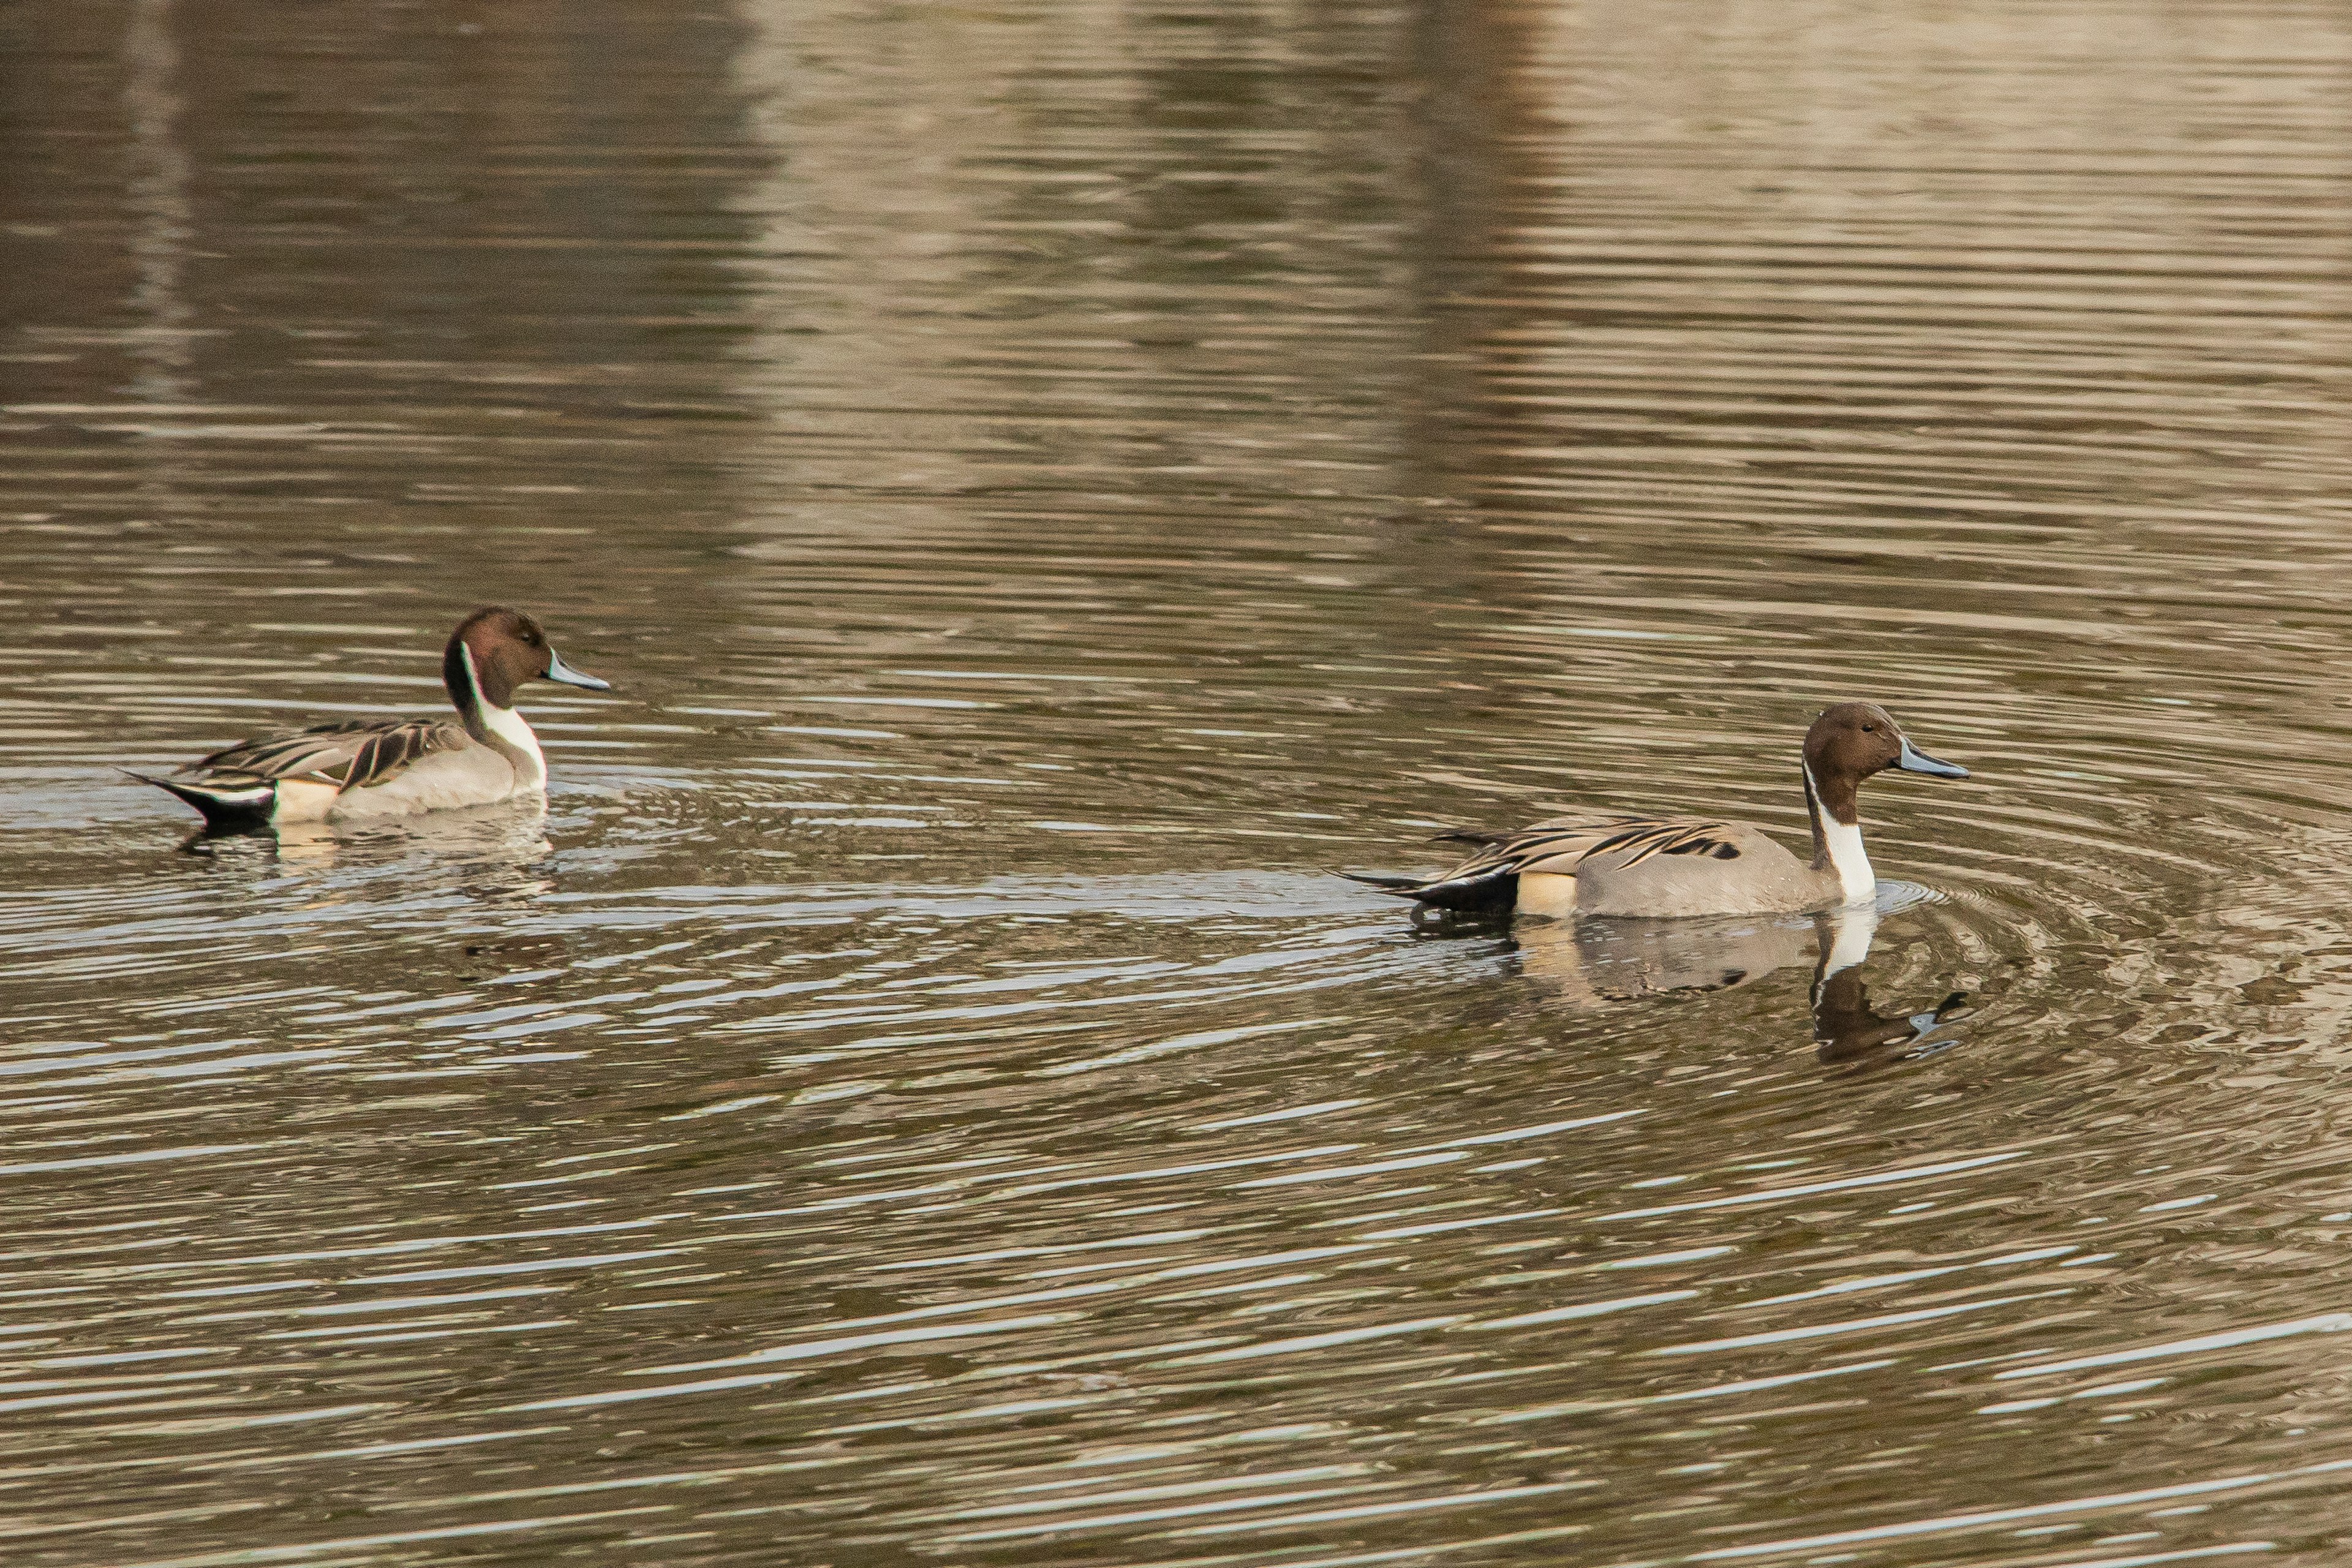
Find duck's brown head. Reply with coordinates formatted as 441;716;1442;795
1801;701;1966;825
441;606;611;717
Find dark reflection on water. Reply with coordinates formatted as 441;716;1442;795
7;0;2352;1563
1507;894;1972;1068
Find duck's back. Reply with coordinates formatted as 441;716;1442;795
1570;823;1828;918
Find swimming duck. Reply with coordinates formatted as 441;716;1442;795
130;606;611;830
1346;702;1967;919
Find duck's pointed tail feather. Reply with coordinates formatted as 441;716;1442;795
121;770;274;829
1335;867;1520;913
1335;870;1425;894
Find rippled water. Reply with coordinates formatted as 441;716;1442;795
7;0;2352;1563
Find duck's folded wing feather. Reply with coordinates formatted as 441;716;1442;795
184;720;467;789
340;721;472;789
1441;814;1743;878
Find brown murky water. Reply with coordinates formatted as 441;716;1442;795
7;1;2352;1563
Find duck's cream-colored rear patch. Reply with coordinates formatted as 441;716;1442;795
1518;872;1578;918
270;778;340;823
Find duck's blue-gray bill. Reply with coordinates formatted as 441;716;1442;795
546;650;611;692
1896;738;1967;778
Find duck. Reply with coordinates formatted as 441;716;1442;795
129;606;611;830
1345;702;1967;919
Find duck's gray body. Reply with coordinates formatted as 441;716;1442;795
1523;821;1834;918
1355;816;1837;919
312;735;537;818
1348;703;1966;921
138;718;537;827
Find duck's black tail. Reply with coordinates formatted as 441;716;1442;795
1335;867;1519;913
122;771;274;831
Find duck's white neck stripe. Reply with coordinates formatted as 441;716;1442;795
1804;761;1875;904
1821;902;1880;979
480;701;546;787
459;645;547;789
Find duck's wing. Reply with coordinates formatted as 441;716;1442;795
1343;814;1743;911
1449;814;1746;878
183;719;468;790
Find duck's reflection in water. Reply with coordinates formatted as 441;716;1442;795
1506;898;1967;1065
180;799;555;895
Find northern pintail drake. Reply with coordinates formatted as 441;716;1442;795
131;606;611;829
1347;702;1967;919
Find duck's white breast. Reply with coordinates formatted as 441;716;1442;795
475;703;547;790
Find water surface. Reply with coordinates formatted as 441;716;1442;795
7;1;2352;1564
